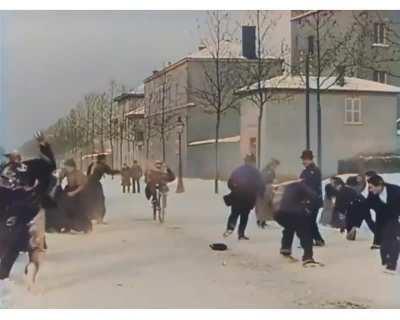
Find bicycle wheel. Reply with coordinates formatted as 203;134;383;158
159;193;166;223
152;203;157;221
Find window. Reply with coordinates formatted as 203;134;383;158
373;70;388;83
345;97;362;125
307;35;314;55
397;119;400;136
374;22;386;44
175;83;179;103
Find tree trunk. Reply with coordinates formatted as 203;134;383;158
316;89;322;170
146;138;150;160
257;106;263;170
316;12;322;171
119;123;124;168
214;112;221;194
161;133;166;162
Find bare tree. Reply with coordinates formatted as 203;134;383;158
191;11;243;194
291;11;365;171
237;11;287;169
146;71;181;162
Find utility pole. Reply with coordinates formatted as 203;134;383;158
305;51;311;150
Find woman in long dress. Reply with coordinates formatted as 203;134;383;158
255;159;280;228
319;177;337;226
86;154;119;224
59;158;92;233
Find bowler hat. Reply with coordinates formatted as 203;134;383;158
97;154;106;161
300;150;314;160
209;243;228;251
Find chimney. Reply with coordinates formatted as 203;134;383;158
336;66;345;86
242;26;257;59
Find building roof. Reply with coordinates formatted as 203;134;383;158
114;84;145;102
188;135;240;147
125;105;145;119
290;10;320;22
187;40;275;60
144;40;279;83
237;75;400;95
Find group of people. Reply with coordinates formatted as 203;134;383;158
0;130;179;288
120;161;143;194
1;131;399;292
0;132;57;287
0;134;121;288
223;149;400;273
46;154;119;234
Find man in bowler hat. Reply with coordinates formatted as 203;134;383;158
300;150;325;246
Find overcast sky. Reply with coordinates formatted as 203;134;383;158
0;11;212;149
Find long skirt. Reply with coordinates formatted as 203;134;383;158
319;198;334;226
61;186;92;232
45;186;69;232
85;181;106;222
255;184;274;223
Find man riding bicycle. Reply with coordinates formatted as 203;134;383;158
145;160;175;204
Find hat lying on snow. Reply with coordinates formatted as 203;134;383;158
209;243;228;251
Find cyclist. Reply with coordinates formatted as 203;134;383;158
145;160;175;206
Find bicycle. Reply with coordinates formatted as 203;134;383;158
152;184;167;223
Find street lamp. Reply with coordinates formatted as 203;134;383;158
176;116;185;193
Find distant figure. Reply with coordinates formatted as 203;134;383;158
130;160;143;194
86;154;119;224
223;156;265;240
121;163;131;193
367;175;400;274
274;181;320;266
299;150;325;246
256;158;280;229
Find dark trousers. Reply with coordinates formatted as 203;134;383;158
310;206;324;242
0;247;19;279
275;212;313;261
132;179;141;193
122;185;131;193
226;206;251;237
373;213;386;246
380;219;400;270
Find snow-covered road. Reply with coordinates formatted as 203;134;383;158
1;176;400;308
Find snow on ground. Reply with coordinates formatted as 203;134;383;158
1;174;400;308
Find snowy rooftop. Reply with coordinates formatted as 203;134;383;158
130;83;144;95
238;75;400;94
145;40;278;83
126;105;145;118
187;40;276;60
188;135;240;146
114;84;145;102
